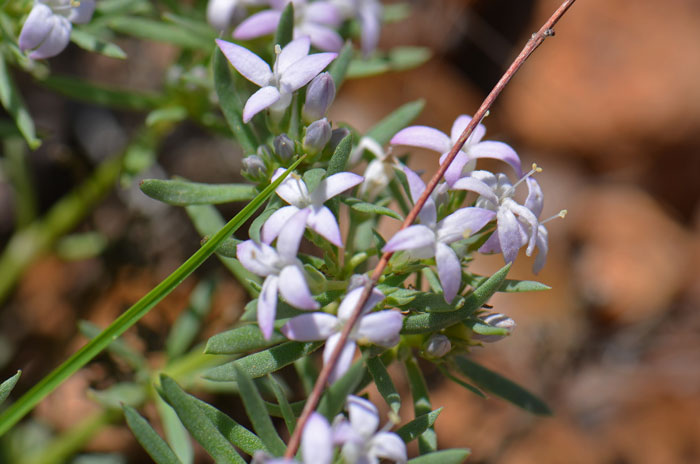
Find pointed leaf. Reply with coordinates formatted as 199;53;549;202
70;29;126;59
166;279;215;359
159;375;246;463
366;100;424;146
123;405;183;464
366;357;400;414
41;75;163;110
407;449;471;464
267;374;296;435
140;179;257;206
463;274;551;292
396;408;442;443
156;395;193;464
317;360;367;421
274;3;294;48
342;197;402;220
0;57;39;149
326;134;352;176
437;365;485;399
0;371;21;405
191;397;266;456
404;356;436;454
109;17;212;49
328;41;353;89
453;357;552;415
232;366;287;456
205;325;286;355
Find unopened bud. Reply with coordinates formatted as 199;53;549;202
328;127;351;154
241;155;266;180
303;118;332;154
273;134;295;161
471;313;516;343
303;72;335;122
424;334;451;358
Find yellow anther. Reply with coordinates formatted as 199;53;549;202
462;228;472;239
558;209;568;218
531;163;543;173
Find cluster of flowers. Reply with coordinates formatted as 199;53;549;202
222;32;564;386
254;395;406;464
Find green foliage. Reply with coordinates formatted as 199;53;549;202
123;406;183;464
404;356;437;454
0;371;21;405
166;279;215;359
274;3;294;48
0;56;39;149
140;179;258;206
41;75;164;110
317;361;368;420
70;29;126;58
329;42;354;89
366;357;401;414
205;325;286;355
396;408;442;443
366;99;425;145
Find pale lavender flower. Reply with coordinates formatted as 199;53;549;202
216;37;337;122
282;287;403;383
390;114;522;186
19;0;95;60
451;165;563;272
261;168;363;247
382;166;495;302
237;209;319;339
206;0;267;32
253;412;333;464
471;313;516;343
351;137;401;199
234;0;344;52
424;333;451;358
332;395;407;464
332;0;383;56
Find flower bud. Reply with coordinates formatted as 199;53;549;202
241;155;266;181
328;127;351;153
303;72;335;122
303;118;332;154
273;134;295;161
471;313;516;343
424;334;451;358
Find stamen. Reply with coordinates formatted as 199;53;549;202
505;163;542;197
461;228;472;239
274;44;282;56
541;209;567;224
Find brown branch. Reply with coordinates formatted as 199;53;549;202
283;0;577;457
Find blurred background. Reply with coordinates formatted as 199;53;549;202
2;0;700;462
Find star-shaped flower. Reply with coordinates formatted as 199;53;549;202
333;395;407;464
19;0;95;60
390;114;522;185
350;136;401;199
282;287;403;383
382;166;496;302
234;0;344;52
216;37;337;122
253;412;333;464
237;209;319;339
261;168;363;247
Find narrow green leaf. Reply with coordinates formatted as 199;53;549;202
404;292;464;313
366;100;424;146
41;75;163;110
329;41;353;89
70;29;127;59
274;3;294;47
388;46;431;71
109;17;211;49
206;341;322;381
191;397;266;456
140;179;257;206
407;449;471;464
156;379;194;464
396;408;442;443
464;274;551;293
317;361;367;421
162;12;217;42
78;321;144;369
0;371;20;405
294;356;318;396
347;59;390;78
205;325;286;355
0;56;40;149
159;375;246;463
214;238;241;258
366;357;401;414
233;366;286;456
213;47;258;154
90;382;146;409
404;356;436;454
123;406;183;464
453;357;552;415
326;134;352;176
401;264;510;334
436;365;485;399
265;399;305;418
166;279;215;359
248;197;281;243
0;157;305;437
267;374;296;435
342;197;402;220
146;107;188;127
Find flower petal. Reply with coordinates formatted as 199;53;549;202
435;242;462;303
68;0;96;24
401;166;436;225
243;86;281;122
390;126;450;153
276;208;310;261
207;0;240;31
305;2;342;26
507;199;539;256
451;176;499;206
237;240;279;276
532;224;549;274
302;412;333;464
261;205;301;244
29;16;71;60
469;140;523;178
297;23;344;52
258;275;279;339
346;395;379;438
324;334;356;384
281;51;338;90
450;114;486;146
19;4;54;52
282;313;338;340
525;177;544;218
279;264;319;310
441;151;473;186
437;207;496;244
310;172;364;204
358;1;382;56
355;311;403;347
382;225;436;254
233;9;281;39
497;206;522;263
277;37;310;75
307;206;343;247
479;230;501;254
337;287;385;320
274;171;310;207
216;39;273;87
369;432;407;464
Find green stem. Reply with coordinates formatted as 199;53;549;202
0;156;306;437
